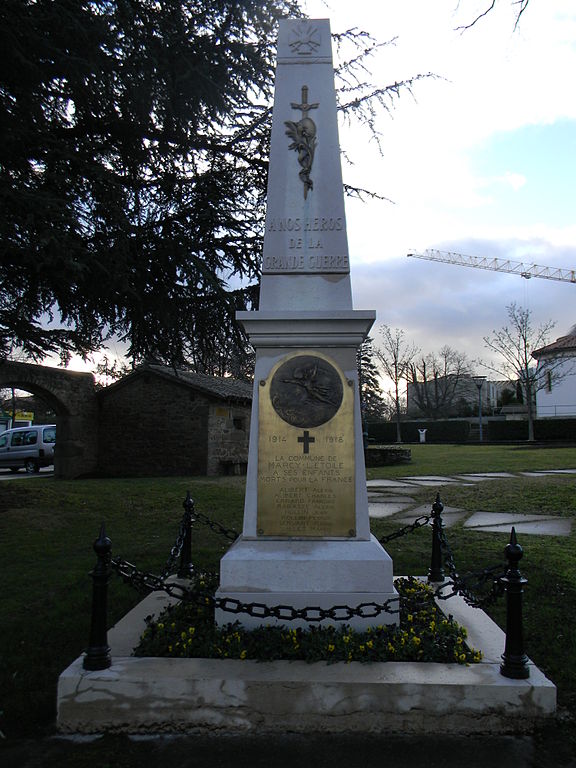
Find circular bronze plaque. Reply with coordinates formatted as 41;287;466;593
269;354;343;428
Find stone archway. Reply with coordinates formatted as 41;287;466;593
0;361;98;478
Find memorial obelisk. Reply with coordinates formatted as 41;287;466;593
215;19;398;629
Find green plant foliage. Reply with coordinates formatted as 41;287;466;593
0;0;300;364
134;577;481;664
0;1;427;369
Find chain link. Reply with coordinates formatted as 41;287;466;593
110;556;402;621
439;525;459;581
157;494;238;581
193;509;239;542
437;570;506;608
159;510;192;580
436;526;506;607
377;502;506;608
378;515;431;544
108;495;508;619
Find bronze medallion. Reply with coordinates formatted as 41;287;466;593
270;354;343;428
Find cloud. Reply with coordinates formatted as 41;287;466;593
496;171;527;191
299;2;576;387
352;234;576;367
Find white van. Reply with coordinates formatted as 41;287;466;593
0;425;56;473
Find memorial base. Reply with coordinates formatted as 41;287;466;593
215;535;398;630
56;581;556;735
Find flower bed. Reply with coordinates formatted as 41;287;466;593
134;576;482;664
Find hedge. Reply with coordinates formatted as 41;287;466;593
535;419;576;441
368;418;576;443
367;420;470;443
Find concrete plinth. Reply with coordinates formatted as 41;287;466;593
56;582;556;735
215;534;397;629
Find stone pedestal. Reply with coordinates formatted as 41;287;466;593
215;19;397;629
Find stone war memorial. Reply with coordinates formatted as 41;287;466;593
57;19;557;735
214;17;397;631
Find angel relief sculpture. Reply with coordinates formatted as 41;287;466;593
270;355;343;429
285;85;318;199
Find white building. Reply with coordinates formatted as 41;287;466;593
533;325;576;418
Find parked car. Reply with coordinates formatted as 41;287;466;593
0;424;56;473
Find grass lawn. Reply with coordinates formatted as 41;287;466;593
1;444;575;764
366;442;576;479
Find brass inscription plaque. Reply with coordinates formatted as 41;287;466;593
258;351;355;537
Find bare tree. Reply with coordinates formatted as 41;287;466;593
374;326;419;442
408;346;472;419
483;303;571;441
456;0;531;31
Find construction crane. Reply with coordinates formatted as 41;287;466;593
407;249;576;284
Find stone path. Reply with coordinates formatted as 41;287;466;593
367;470;576;537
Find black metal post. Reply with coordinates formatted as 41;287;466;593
428;493;445;583
178;491;194;579
500;527;530;679
83;523;112;671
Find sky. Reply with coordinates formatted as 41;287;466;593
66;0;576;387
301;0;576;376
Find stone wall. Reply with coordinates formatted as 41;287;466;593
97;373;207;476
0;360;98;478
206;404;250;475
97;372;250;477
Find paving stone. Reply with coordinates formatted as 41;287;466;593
366;471;576;536
466;512;557;527
402;475;466;483
464;512;572;537
368;502;415;518
366;479;415;488
538;468;576;474
454;474;508;482
521;469;576;477
375;486;421;496
398;478;470;487
470;520;572;536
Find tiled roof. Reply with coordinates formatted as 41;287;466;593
146;365;252;401
532;333;576;358
100;364;253;402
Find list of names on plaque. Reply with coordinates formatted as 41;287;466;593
257;351;355;537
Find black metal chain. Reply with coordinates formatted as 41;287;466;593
109;495;507;616
439;525;460;581
193;509;239;542
109;556;402;621
376;503;506;608
378;514;431;544
437;569;507;608
436;526;506;607
159;509;193;580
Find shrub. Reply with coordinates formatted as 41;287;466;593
134;577;481;665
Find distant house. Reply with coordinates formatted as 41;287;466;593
97;363;252;476
533;325;576;418
406;374;510;418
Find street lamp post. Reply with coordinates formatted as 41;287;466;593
472;376;486;442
